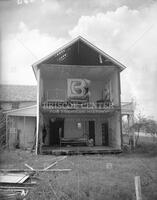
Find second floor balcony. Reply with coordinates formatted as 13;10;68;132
41;101;120;114
41;89;120;114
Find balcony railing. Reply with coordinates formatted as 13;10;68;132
46;89;66;101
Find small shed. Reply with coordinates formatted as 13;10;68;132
5;105;36;150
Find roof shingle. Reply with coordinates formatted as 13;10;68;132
0;85;37;102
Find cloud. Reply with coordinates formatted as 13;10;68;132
69;4;157;118
39;0;61;14
1;22;67;85
1;1;157;119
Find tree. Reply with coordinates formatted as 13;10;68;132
131;113;157;145
143;119;157;137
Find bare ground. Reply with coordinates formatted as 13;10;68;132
0;139;157;200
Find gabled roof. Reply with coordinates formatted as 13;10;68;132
0;85;37;102
32;36;126;78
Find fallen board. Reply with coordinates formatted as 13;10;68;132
0;182;37;188
0;169;71;172
0;173;29;183
0;189;29;199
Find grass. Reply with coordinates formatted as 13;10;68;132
0;136;157;200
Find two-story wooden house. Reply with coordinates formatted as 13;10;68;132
32;36;125;154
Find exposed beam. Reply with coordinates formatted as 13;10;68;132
39;64;117;69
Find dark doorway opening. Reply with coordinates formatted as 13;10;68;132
102;122;109;146
49;118;64;146
89;121;95;145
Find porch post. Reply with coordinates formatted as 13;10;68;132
132;114;135;148
127;114;130;136
118;70;123;149
6;114;9;149
128;113;135;148
35;68;40;154
24;116;26;148
129;112;135;148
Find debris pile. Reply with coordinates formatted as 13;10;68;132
0;156;71;199
0;172;35;200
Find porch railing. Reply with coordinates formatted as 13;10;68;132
46;89;66;101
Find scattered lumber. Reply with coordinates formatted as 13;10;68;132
0;156;70;199
43;156;67;171
0;182;37;188
0;168;71;172
0;189;29;200
0;172;30;183
0;171;36;199
135;176;142;200
43;161;58;170
25;163;34;170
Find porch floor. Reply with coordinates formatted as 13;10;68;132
42;146;122;155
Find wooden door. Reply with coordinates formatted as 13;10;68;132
102;122;109;146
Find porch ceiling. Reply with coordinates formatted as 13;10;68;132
40;65;116;80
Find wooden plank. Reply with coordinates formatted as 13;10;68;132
0;169;71;172
43;156;67;171
0;189;29;199
25;164;34;171
43;161;58;170
0;182;36;188
40;64;119;69
0;173;29;184
24;116;26;148
135;176;142;200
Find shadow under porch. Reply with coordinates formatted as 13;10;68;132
41;146;122;155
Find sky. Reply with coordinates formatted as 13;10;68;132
0;0;157;119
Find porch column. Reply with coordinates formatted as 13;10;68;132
127;113;135;148
6;114;9;149
127;114;130;136
129;113;135;148
36;68;41;154
24;116;26;148
132;114;135;148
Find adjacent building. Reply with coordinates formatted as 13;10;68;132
0;85;36;110
0;85;36;149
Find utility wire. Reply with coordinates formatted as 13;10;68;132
120;23;154;60
16;37;39;60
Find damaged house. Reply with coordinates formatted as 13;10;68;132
32;36;126;154
3;36;128;154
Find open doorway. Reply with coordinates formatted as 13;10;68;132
49;118;64;146
89;121;95;145
102;122;109;146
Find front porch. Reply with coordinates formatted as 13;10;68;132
39;111;122;155
41;146;122;155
